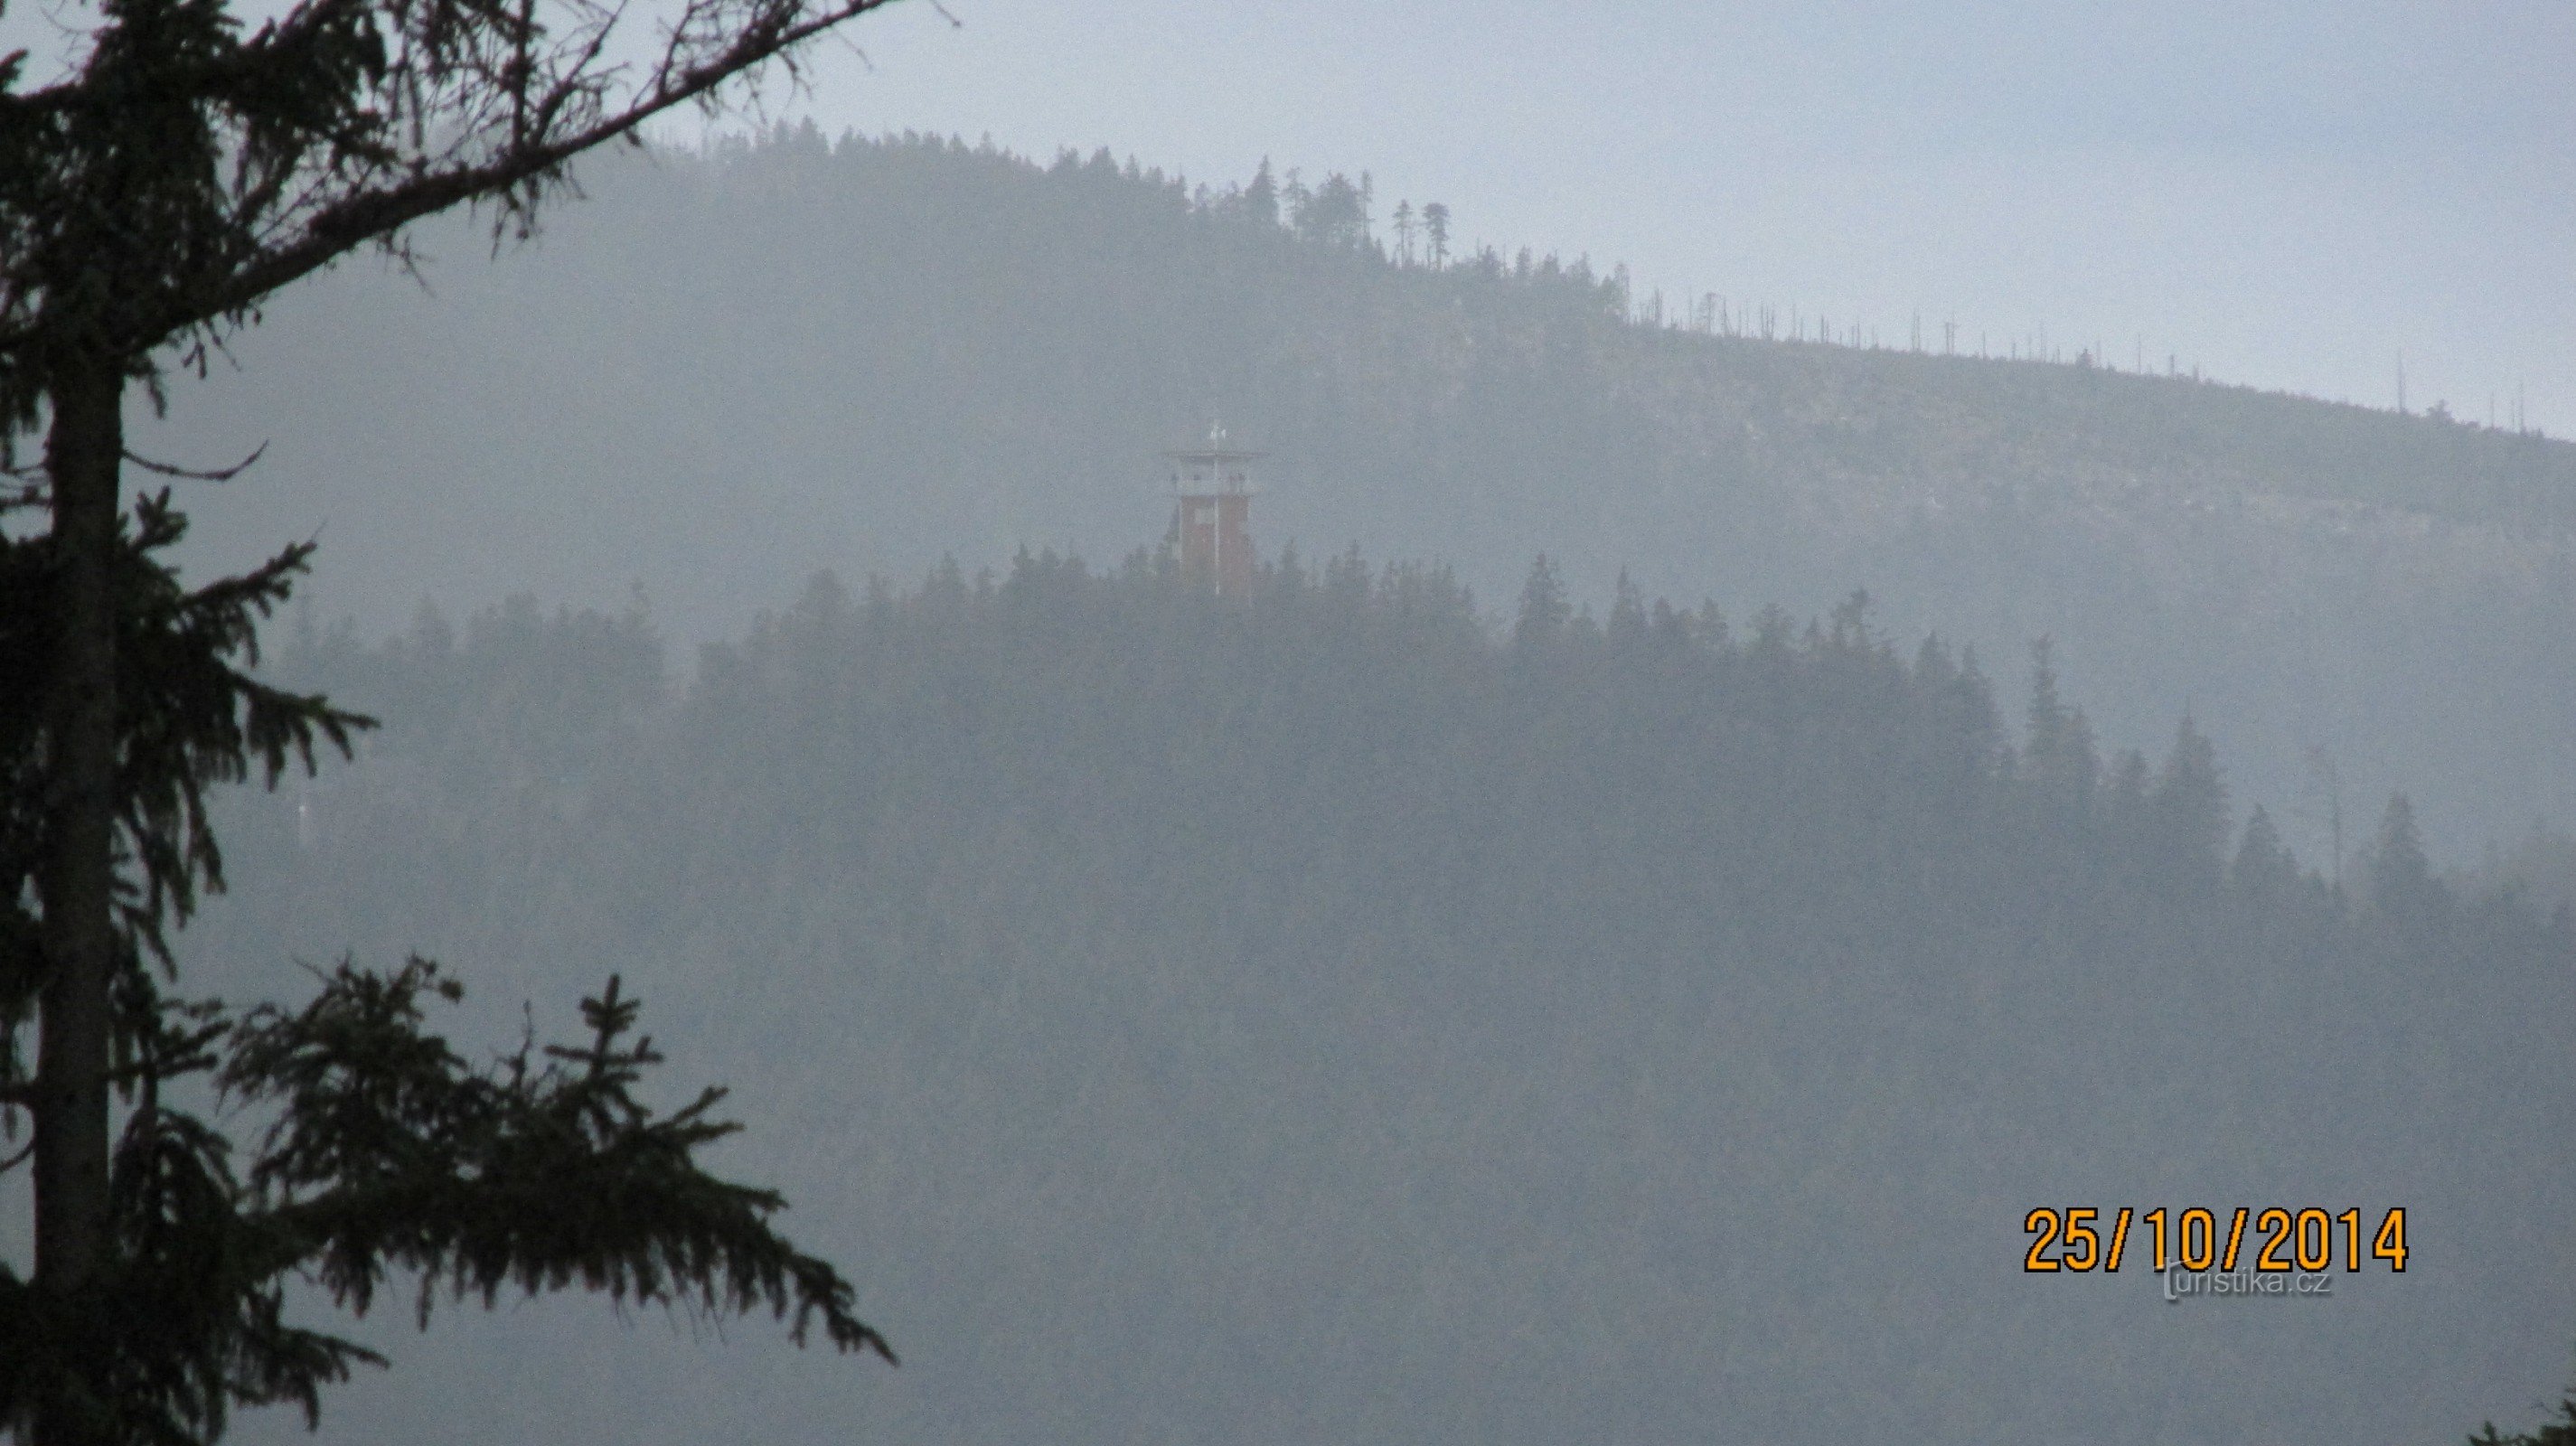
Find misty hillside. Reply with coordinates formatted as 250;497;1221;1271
149;129;2576;859
189;558;2574;1446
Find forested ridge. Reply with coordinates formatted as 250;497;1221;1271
189;553;2574;1446
9;5;2568;1439
158;128;2576;860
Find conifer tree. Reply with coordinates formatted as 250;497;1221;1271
1292;173;1369;249
2366;793;2446;930
2019;640;2099;812
2147;716;2228;893
1514;555;1570;649
0;483;893;1446
0;0;912;1439
2229;804;2300;897
1242;157;1279;229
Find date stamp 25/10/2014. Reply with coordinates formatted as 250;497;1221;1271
2023;1207;2407;1276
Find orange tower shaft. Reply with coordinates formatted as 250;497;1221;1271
1175;492;1255;597
1166;428;1262;598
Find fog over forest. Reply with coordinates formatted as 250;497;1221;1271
34;127;2575;1445
146;132;2576;863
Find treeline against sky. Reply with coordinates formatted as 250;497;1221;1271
195;553;2576;1446
160;129;2576;859
1001;127;2571;534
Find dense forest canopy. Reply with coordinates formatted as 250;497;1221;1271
174;552;2573;1446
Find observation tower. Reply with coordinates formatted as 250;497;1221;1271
1165;425;1262;597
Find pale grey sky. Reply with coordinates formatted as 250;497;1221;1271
721;0;2573;432
5;0;2564;426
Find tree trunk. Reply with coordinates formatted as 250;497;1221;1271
33;352;121;1446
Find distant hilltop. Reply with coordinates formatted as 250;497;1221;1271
680;124;2572;540
157;127;2576;858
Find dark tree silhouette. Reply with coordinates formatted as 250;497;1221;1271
0;490;894;1446
0;0;912;1439
2469;1389;2576;1446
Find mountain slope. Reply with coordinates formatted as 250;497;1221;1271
148;129;2576;853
